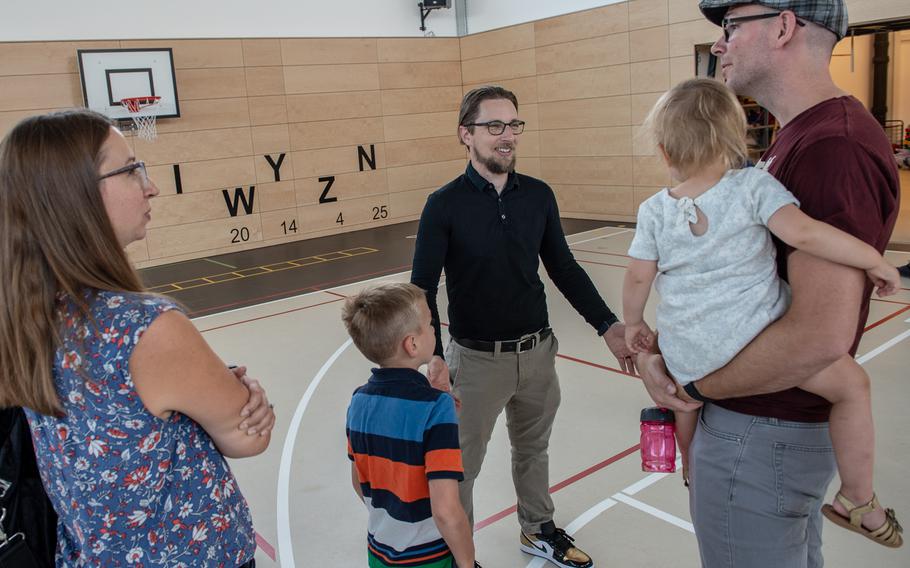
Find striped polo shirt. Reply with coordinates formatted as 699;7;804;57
346;367;463;567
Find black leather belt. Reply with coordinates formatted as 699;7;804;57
455;328;552;353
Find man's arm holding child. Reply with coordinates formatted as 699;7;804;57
767;204;899;295
429;479;475;568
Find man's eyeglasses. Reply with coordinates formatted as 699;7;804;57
721;12;805;42
98;161;150;186
463;120;525;136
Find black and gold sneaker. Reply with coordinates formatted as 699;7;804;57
519;522;593;568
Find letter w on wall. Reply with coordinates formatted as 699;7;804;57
223;187;256;216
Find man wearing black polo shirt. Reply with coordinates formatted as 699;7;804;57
411;86;632;568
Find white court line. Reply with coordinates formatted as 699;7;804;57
612;493;695;533
622;471;674;496
568;229;632;246
204;257;237;269
276;338;353;568
856;326;910;364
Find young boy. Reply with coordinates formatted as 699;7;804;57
343;283;478;568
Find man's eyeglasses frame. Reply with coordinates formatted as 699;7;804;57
462;120;526;136
721;11;805;42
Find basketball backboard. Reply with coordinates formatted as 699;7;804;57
77;48;180;120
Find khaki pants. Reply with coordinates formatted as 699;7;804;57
446;332;560;534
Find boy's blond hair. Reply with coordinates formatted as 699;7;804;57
642;78;748;177
342;283;426;365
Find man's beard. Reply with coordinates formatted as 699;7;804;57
478;150;516;175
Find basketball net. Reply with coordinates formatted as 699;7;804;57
121;96;161;141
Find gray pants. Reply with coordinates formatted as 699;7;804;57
690;403;836;568
446;333;560;534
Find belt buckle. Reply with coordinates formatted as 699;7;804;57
517;336;536;353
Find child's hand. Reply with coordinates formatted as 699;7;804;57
625;321;655;353
867;262;900;297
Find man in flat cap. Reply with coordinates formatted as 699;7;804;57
637;1;900;566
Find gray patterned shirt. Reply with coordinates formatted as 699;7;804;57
628;167;799;384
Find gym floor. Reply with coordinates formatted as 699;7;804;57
138;212;910;567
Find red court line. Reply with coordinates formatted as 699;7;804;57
255;531;276;562
864;304;910;333
324;290;348;299
871;297;910;306
474;444;640;531
571;248;631;259
555;353;638;379
198;297;345;333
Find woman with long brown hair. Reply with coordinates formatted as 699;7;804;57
0;110;275;566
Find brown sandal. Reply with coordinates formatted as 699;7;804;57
821;492;903;548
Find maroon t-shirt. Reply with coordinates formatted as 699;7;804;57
716;96;899;422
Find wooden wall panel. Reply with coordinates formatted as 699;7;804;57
0;75;82;111
668;0;702;23
538;65;631;102
386;159;465;193
535;34;630;75
380;86;462;116
540;157;634;186
245;66;286;97
539;127;632;157
155;98;251;134
284;64;380;94
631;59;670;93
553;185;635;216
280;39;377;65
462;76;539;105
628;0;669;30
534;3;628;47
176;68;248;100
286;91;382;122
461;49;536;84
630;27;669;62
6;0;905;266
257;181;297;212
249;95;289;126
0;41;119;75
669;19;720;57
385;137;465;168
378;38;460;62
289;117;383;151
382;111;458;142
242;39;282;66
379;62;462;89
134;128;254;165
537;97;631;130
460;23;535;60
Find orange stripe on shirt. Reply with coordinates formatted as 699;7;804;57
368;542;450;565
425;448;463;474
352;453;430;502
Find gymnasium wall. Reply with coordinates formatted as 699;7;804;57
1;0;908;268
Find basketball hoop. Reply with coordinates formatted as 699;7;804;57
120;96;161;141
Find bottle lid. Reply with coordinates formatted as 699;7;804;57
640;406;675;423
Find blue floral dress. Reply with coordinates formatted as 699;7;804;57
24;290;256;567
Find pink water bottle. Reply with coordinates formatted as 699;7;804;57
640;407;676;472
